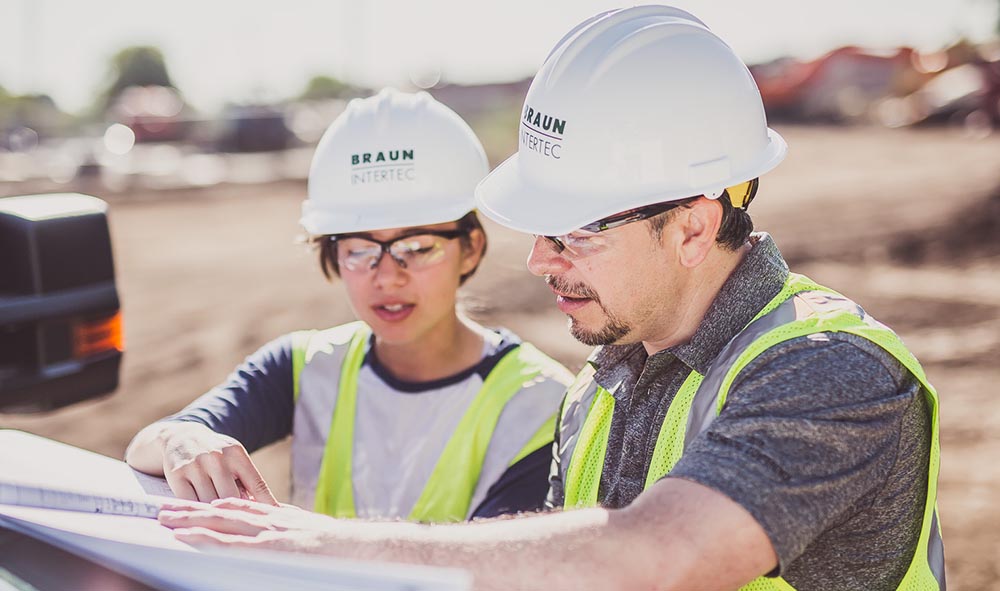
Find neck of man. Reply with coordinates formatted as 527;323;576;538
641;241;752;356
372;314;487;383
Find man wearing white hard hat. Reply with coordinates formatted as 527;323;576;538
128;89;572;523
158;8;944;591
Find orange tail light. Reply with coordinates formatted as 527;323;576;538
73;311;124;358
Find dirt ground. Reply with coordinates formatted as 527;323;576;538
3;125;1000;589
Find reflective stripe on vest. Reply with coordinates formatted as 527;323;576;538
292;322;570;523
559;273;945;590
290;322;361;511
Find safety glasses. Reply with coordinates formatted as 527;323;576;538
540;199;695;258
330;229;466;272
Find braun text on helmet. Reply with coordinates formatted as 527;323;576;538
520;106;566;160
349;149;416;185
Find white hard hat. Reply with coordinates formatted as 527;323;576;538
475;5;787;236
301;88;489;235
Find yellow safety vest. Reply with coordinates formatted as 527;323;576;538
292;322;570;523
558;274;944;590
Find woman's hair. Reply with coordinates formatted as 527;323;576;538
309;211;488;285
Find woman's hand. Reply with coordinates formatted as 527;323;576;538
157;423;278;505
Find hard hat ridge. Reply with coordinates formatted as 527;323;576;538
544;5;707;64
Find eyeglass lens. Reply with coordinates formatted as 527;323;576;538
540;199;691;259
336;234;451;272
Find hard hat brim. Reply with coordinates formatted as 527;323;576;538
476;128;787;237
300;195;475;236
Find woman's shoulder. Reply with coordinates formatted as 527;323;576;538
287;321;369;352
486;327;575;387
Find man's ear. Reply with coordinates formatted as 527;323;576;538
677;197;722;268
460;228;486;275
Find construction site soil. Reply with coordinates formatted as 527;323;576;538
3;125;999;589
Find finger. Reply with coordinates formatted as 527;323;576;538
164;472;198;502
197;453;243;500
210;472;242;501
210;498;271;515
157;499;211;512
158;508;266;536
232;462;278;506
186;471;221;503
173;527;253;548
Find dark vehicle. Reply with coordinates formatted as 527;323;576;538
216;105;292;152
0;193;122;413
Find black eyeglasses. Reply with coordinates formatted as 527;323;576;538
541;199;695;258
331;229;467;272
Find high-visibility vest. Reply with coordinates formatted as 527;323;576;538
290;321;571;523
558;273;945;590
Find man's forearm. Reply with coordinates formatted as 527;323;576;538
309;508;651;591
163;474;775;590
301;478;776;591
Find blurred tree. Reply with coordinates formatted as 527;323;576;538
94;46;178;114
0;91;72;140
299;75;356;100
0;83;11;125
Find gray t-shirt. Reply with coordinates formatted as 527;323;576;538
546;233;932;591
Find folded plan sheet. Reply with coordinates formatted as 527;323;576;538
0;430;470;591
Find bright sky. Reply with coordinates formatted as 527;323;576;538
0;0;995;114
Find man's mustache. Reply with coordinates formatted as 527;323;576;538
545;275;601;303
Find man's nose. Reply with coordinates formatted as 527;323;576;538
527;235;573;277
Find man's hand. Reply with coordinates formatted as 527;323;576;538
128;422;278;505
159;498;334;552
158;479;779;591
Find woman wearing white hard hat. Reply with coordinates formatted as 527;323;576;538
127;89;572;522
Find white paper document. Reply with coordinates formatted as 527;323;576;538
0;429;172;518
0;429;471;591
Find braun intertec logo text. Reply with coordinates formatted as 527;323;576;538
520;106;566;160
350;150;416;184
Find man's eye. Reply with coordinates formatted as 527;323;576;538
563;234;593;246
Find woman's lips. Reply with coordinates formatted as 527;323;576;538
372;303;415;322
